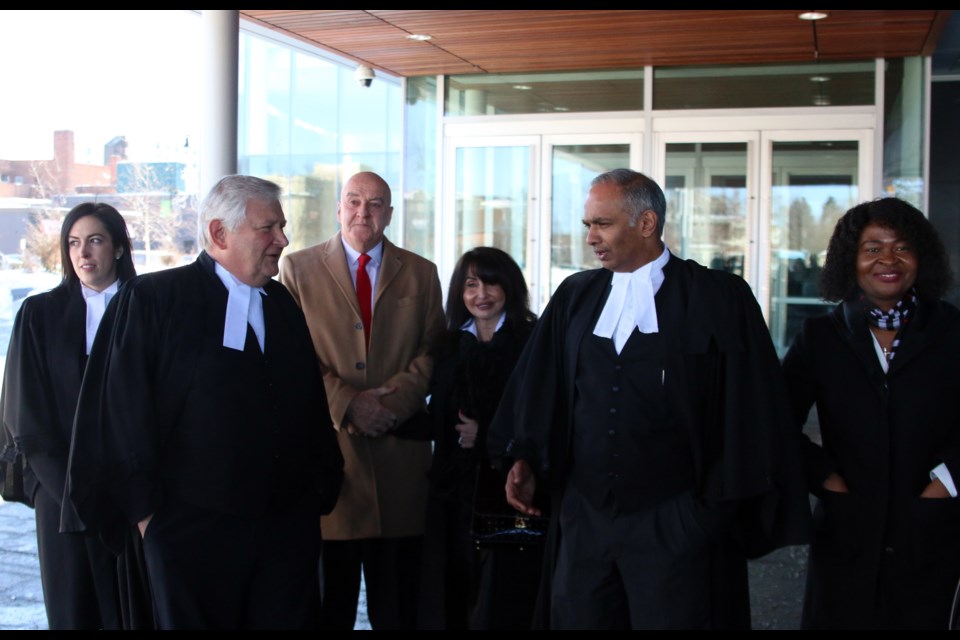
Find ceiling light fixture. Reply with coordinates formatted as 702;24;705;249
813;95;831;106
809;75;831;82
513;84;532;91
801;11;828;60
406;34;432;41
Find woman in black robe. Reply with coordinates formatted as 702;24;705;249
418;247;543;629
1;202;144;630
783;198;960;629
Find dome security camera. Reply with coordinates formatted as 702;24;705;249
355;64;375;88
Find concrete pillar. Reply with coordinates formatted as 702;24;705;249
200;10;239;198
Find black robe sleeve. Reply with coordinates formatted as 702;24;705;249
2;294;65;505
487;274;583;483
62;276;172;544
781;308;842;493
698;270;812;556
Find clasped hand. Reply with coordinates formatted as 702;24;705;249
345;386;397;437
455;410;479;449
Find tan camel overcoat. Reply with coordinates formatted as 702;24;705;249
280;234;443;539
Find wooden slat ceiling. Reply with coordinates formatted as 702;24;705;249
239;10;952;78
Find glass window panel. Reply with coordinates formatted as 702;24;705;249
239;31;402;253
663;143;750;280
654;61;874;110
549;144;630;295
446;70;643;116
291;54;340;156
454;146;530;279
768;140;859;355
883;57;925;206
403;76;438;262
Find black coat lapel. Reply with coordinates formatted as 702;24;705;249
838;301;887;388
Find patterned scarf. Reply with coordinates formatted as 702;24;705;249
860;288;917;361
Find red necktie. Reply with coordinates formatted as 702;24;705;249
356;253;372;346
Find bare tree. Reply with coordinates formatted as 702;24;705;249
21;161;66;273
116;162;192;269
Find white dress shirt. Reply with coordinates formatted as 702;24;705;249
81;280;119;354
460;311;506;337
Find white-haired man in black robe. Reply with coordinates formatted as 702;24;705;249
63;175;344;630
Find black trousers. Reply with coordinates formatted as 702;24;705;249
34;486;123;630
551;484;712;630
319;536;422;630
142;496;321;630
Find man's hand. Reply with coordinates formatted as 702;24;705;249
505;459;541;516
455;411;479;449
921;477;951;499
822;471;849;494
345;386;397;437
138;514;154;538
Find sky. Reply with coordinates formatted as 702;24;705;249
0;10;202;164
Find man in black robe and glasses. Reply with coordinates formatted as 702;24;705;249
63;175;344;630
488;169;810;629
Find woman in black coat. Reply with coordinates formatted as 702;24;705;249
1;203;140;630
418;247;543;630
782;197;960;629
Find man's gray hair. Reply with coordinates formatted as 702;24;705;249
199;175;282;250
591;169;666;237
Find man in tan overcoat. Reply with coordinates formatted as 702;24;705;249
280;171;443;630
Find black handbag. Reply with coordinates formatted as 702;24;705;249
469;461;549;549
470;509;549;548
0;441;28;505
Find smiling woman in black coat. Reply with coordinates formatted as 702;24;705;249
782;197;960;630
1;203;139;630
418;247;543;630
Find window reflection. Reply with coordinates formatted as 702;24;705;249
238;31;403;252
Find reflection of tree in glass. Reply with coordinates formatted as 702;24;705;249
279;172;340;253
788;197;813;252
816;197;845;256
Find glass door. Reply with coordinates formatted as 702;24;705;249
657;128;872;355
444;132;639;312
761;130;873;355
540;134;639;308
659;133;758;286
442;136;538;302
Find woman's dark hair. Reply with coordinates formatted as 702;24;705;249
59;202;137;287
445;246;537;331
820;197;952;302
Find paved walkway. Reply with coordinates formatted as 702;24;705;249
0;498;806;630
0;500;45;630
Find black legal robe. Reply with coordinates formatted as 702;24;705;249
65;251;343;529
1;281;146;629
488;255;812;629
61;252;344;629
